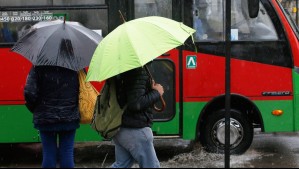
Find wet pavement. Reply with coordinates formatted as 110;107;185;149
1;130;299;168
0;139;194;168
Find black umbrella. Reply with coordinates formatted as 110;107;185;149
11;20;103;71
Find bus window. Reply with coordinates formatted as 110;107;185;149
0;22;15;43
231;0;278;41
279;2;299;41
1;0;105;6
192;0;224;41
134;0;172;19
0;0;108;43
191;0;278;42
0;23;3;43
147;60;175;121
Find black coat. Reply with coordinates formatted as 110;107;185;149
118;67;161;128
24;66;80;126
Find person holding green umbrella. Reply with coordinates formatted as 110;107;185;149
86;16;195;168
111;65;164;168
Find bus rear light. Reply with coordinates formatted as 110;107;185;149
272;110;283;116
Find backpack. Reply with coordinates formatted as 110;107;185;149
91;77;126;139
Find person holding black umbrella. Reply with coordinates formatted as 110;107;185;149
12;19;102;168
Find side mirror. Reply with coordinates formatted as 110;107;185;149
248;0;259;18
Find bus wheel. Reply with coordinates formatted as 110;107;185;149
199;109;253;155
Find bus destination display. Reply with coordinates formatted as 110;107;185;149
0;11;63;22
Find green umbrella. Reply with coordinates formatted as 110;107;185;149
86;16;196;82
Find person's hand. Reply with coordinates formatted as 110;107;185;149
152;80;164;96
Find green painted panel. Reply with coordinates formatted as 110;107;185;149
75;124;103;142
254;100;294;132
293;70;299;131
180;99;296;139
0;104;180;143
182;102;205;140
152;104;180;135
0;105;38;143
0;105;103;143
2;98;296;143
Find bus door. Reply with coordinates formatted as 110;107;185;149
0;0;108;143
129;0;181;137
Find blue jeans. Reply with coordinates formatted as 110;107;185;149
39;130;76;168
111;127;160;168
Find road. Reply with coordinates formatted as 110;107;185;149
1;130;299;168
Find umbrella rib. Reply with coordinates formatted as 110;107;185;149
126;23;179;66
69;25;102;44
67;26;102;70
122;24;144;66
37;25;62;66
64;29;75;69
21;24;60;65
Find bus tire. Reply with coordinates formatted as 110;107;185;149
199;108;253;155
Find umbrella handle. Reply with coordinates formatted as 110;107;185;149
154;95;166;112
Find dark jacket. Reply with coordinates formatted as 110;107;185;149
118;67;161;128
24;66;80;130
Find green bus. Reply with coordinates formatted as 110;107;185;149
1;0;298;155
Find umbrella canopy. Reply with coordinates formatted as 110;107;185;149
86;16;196;82
11;20;103;71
